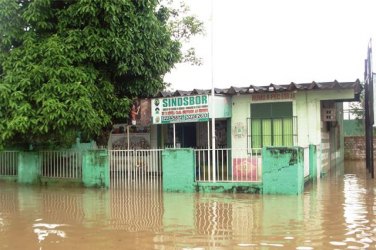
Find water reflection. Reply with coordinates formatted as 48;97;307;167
194;194;262;247
0;184;17;235
109;188;163;231
342;172;374;249
0;214;4;231
39;189;85;224
0;161;375;249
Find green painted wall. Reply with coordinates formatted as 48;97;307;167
18;152;40;184
82;150;110;188
162;149;196;192
262;147;304;195
309;144;317;180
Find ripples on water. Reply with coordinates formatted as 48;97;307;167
0;161;375;249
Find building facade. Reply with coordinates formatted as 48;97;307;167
151;80;362;178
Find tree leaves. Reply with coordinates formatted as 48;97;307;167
0;0;193;148
160;0;204;65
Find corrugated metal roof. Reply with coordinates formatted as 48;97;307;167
154;79;362;97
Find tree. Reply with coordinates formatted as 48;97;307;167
159;0;204;65
0;0;200;149
348;82;365;120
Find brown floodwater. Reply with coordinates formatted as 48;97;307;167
0;161;375;250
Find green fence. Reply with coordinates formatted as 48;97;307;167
0;150;109;188
0;145;318;194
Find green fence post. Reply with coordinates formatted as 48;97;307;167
18;151;40;184
262;147;304;195
82;150;110;188
162;149;196;192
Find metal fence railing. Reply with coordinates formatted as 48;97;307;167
195;148;262;182
39;151;82;179
0;151;19;176
109;149;163;188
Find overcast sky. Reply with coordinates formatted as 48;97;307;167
164;0;376;91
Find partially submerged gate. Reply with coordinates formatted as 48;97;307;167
109;149;163;189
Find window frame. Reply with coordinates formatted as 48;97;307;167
247;102;297;151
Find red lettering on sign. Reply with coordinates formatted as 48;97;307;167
251;92;295;102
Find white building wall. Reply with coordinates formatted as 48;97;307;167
231;88;355;176
295;92;321;146
231;95;250;151
295;89;354;175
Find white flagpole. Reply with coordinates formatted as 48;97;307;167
210;0;216;182
173;123;176;149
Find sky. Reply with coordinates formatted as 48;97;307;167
164;0;376;91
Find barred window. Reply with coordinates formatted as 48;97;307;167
247;102;297;149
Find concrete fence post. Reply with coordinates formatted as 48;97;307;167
262;147;304;195
162;149;196;192
18;151;40;184
82;150;110;188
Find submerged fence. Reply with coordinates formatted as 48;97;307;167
0;151;19;176
109;149;163;188
0;145;318;194
39;151;82;179
195;148;262;182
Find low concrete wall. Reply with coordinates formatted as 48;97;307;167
1;146;314;195
262;147;304;195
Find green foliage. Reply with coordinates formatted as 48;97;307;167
349;82;365;120
0;0;182;148
159;0;204;65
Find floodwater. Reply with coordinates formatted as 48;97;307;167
1;161;376;250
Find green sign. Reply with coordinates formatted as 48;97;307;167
152;95;209;124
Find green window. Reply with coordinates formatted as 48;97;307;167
248;102;296;148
